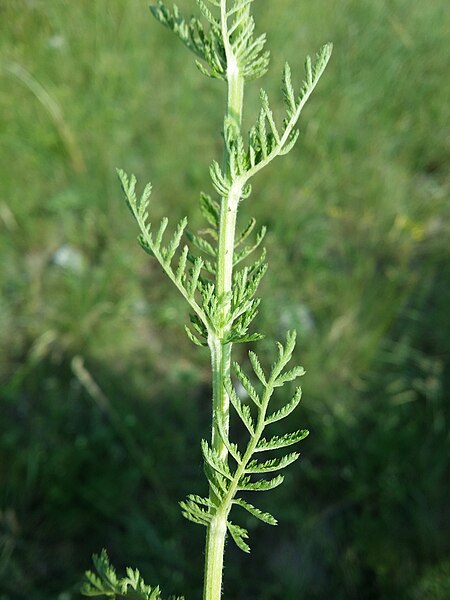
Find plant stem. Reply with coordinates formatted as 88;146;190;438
203;513;228;600
203;4;245;597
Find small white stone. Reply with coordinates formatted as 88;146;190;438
48;34;66;49
52;244;84;272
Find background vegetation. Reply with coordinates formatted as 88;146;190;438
0;0;449;598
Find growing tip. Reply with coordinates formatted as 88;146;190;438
323;42;333;58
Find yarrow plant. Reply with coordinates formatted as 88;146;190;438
82;1;331;599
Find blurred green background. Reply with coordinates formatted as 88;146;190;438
1;0;449;598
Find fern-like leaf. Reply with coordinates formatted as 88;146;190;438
249;350;266;385
238;473;285;492
246;452;300;473
180;496;213;527
182;332;309;552
201;439;233;480
265;386;303;424
82;549;183;600
233;498;277;525
233;362;260;406
199;191;220;228
118;169;212;336
233;225;266;266
186;230;217;257
255;429;309;452
227;521;250;553
225;379;255;435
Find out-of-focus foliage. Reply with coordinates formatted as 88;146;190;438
0;0;448;599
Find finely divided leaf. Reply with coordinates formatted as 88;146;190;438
180;496;213;527
199;192;220;228
162;217;188;264
256;429;309;452
186;230;217;257
201;439;233;479
246;452;300;473
233;498;277;525
249;350;266;385
282;62;297;119
175;246;189;283
233;362;260;406
184;325;207;347
233;225;266;266
226;379;255;435
227;521;250;553
273;365;305;387
216;410;242;464
82;549;180;599
238;474;284;492
138;233;156;257
154;217;169;250
265;387;303;424
235;217;256;248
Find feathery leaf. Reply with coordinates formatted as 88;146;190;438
256;429;309;452
233;498;277;525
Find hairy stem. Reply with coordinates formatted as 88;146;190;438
203;513;228;600
204;3;245;599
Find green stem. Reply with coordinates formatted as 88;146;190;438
203;3;245;598
203;513;227;600
211;0;245;461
